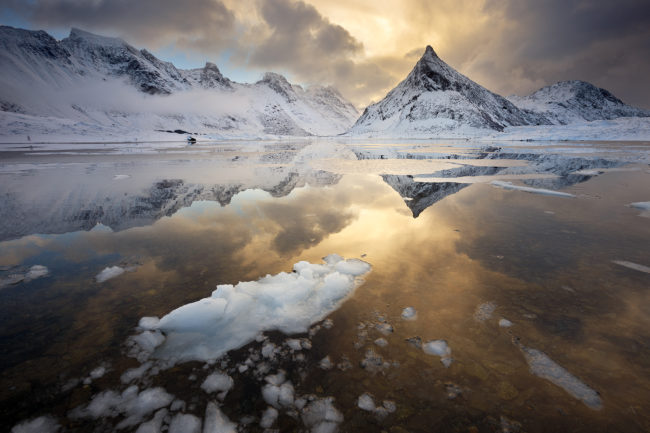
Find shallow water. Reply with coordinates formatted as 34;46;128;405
1;140;649;432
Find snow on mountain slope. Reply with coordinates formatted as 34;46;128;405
348;46;549;137
508;80;650;125
0;26;358;141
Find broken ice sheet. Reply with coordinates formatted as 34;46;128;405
129;254;371;364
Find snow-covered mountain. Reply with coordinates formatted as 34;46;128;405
348;46;549;137
348;46;649;138
508;80;650;125
0;26;358;141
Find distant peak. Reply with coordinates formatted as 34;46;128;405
424;45;438;58
68;27;125;46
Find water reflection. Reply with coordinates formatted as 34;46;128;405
0;143;649;432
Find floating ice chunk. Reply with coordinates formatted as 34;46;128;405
262;373;294;408
96;266;125;283
322;318;334;329
382;400;396;413
139;317;160;330
375;323;394;335
499;318;513;328
261;342;277;359
260;407;278;428
70;385;174;428
612;260;650;274
168;413;201;433
121;362;152;384
131;331;165;355
522;346;602;409
25;265;49;281
286;338;303;351
423;340;452;367
319;356;333;370
491;181;575;198
201;372;233;399
134;256;371;364
357;393;375;411
374;338;388;347
301;397;343;433
0;273;24;288
135;409;166;433
11;415;60;433
474;302;496;322
629;201;650;211
401;307;417;321
113;174;131;180
203;402;237;433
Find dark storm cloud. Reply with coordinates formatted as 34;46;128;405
470;0;650;108
1;0;236;50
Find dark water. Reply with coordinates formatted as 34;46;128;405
1;141;649;432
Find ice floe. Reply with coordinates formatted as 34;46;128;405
130;255;371;364
612;260;650;274
423;340;453;367
490;180;575;198
401;307;417;320
201;372;233;399
203;402;237;433
70;385;175;428
357;393;376;411
168;413;201;433
521;346;602;409
374;338;388;347
300;397;344;433
96;266;125;283
11;415;60;433
357;393;396;418
499;318;513;328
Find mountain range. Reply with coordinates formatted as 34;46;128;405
0;26;648;142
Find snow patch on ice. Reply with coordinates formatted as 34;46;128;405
201;372;233;399
131;255;371;364
168;413;201;433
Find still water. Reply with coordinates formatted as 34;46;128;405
1;140;649;432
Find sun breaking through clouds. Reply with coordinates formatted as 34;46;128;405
2;0;649;108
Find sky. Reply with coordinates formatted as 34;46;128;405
1;0;649;109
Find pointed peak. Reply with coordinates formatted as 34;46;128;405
68;27;125;47
424;45;438;58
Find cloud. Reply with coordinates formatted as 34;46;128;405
2;0;649;108
3;0;237;51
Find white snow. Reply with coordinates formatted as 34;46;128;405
522;346;602;409
490;181;575;198
262;372;294;408
612;260;650;274
96;266;125;283
401;307;417;320
11;416;60;433
134;409;166;433
203;402;237;433
131;255;371;364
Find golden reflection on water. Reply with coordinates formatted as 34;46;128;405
1;169;649;431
